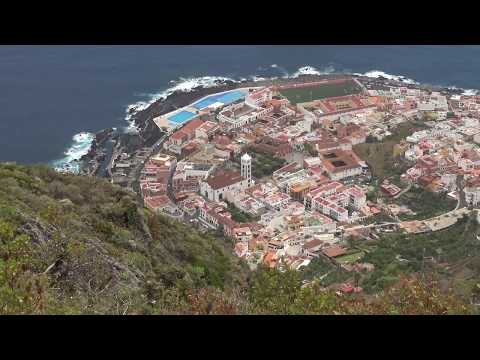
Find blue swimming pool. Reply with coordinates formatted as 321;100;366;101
192;90;246;110
168;110;197;124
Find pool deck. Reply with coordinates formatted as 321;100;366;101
153;86;262;132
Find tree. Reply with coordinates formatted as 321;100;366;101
303;143;318;157
215;224;225;238
248;267;303;314
357;275;472;315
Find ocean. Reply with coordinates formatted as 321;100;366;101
2;45;480;168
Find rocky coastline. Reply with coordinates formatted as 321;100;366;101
79;127;116;176
78;73;464;177
81;127;115;160
130;74;352;137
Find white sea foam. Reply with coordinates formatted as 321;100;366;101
52;64;480;174
270;64;290;77
288;65;336;78
249;75;267;82
462;89;478;96
52;132;95;174
124;120;140;134
353;70;419;85
124;75;240;129
123;66;341;128
416;84;478;96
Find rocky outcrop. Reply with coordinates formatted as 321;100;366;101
80;127;115;162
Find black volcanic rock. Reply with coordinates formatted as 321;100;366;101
80;127;114;162
131;74;347;144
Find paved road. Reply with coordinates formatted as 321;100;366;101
347;205;472;235
345;221;399;232
393;180;412;199
456;174;467;209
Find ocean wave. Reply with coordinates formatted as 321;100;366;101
52;132;95;174
417;84;478;96
123;65;338;127
290;65;336;78
353;70;419;85
461;88;478;96
51;64;480;175
270;64;290;77
249;75;267;82
124;120;140;134
357;73;479;96
123;65;479;134
447;86;479;96
445;86;478;96
254;64;336;79
124;75;240;129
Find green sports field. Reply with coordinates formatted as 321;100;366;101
279;80;363;104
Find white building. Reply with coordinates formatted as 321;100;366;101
245;87;273;107
345;186;367;210
313;197;349;222
241;153;252;187
262;192;290;211
418;101;435;112
200;170;250;202
465;178;480;207
175;161;213;179
406;130;429;143
324;164;363;181
464;117;480;128
440;173;457;191
195;121;219;140
458;158;474;171
218;102;273;131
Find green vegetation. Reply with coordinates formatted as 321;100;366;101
227;203;258;223
360;213;480;295
361;211;395;225
0;163;247;314
353;121;426;180
383;119;429;143
0;162;476;314
279;80;363;105
336;251;365;264
236;147;286;178
299;256;351;287
300;256;336;281
203;267;472;315
354;140;408;180
394;186;456;221
303;143;318;157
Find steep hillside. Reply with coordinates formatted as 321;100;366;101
0;163;475;315
0;163;247;314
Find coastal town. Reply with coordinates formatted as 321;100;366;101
102;75;480;295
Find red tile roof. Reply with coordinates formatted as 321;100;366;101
181;118;204;134
145;195;170;210
205;170;244;190
171;118;204;142
323;245;347;258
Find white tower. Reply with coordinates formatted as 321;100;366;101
241;152;252;186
